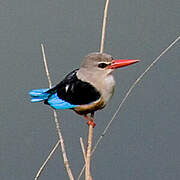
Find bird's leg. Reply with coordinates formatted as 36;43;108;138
83;113;96;128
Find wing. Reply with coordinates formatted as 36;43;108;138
46;93;78;109
46;69;101;108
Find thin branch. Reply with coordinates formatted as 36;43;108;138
78;164;85;180
100;0;110;53
80;137;87;163
85;114;94;180
78;35;180;179
41;44;52;88
35;141;60;180
80;137;93;180
35;44;74;180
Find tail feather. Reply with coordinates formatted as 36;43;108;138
29;88;49;103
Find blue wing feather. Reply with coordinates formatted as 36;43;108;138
47;93;77;109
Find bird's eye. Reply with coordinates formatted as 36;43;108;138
98;63;108;68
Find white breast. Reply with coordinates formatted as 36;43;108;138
99;74;115;105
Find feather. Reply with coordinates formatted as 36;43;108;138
47;93;78;109
29;88;49;102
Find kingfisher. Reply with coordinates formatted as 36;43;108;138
29;52;139;127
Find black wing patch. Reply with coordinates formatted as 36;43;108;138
47;69;101;105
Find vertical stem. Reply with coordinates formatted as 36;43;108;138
80;137;87;163
100;0;110;53
41;44;52;88
38;44;74;180
85;113;94;180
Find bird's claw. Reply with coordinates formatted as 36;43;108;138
87;120;96;128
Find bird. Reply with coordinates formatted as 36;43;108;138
29;52;139;127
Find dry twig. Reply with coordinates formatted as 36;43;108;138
85;113;94;180
35;44;74;180
80;137;87;163
35;141;60;180
100;0;110;53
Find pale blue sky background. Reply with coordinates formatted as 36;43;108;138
0;0;180;179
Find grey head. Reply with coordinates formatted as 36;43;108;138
80;52;113;70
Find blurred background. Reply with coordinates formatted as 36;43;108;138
0;0;180;179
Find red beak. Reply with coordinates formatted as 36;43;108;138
108;59;140;69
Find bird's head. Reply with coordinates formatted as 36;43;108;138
80;52;139;75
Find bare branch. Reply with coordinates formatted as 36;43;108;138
100;0;110;53
80;137;87;163
85;114;94;180
78;165;85;180
35;141;60;180
35;44;74;180
41;44;52;88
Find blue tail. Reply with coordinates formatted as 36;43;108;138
29;88;78;110
29;88;49;103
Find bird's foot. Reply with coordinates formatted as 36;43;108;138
87;120;96;128
83;115;96;128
